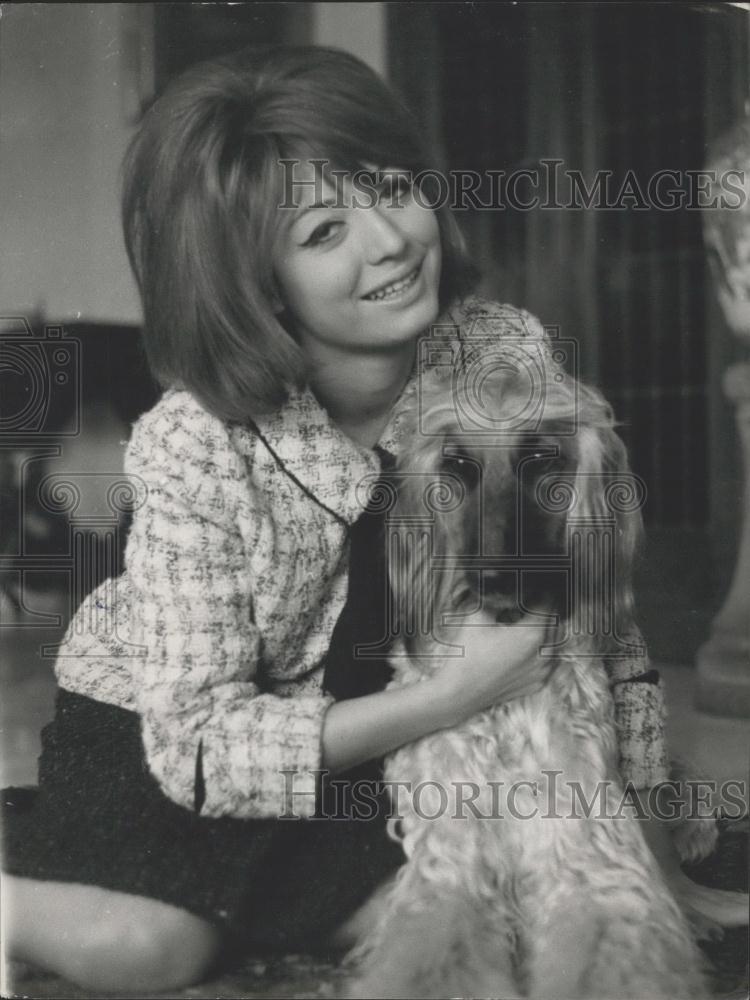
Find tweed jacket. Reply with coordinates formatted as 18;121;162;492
55;297;669;819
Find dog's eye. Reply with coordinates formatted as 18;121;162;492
515;449;560;472
441;454;481;489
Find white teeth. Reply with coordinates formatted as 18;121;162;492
364;267;419;301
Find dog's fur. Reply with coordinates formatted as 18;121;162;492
343;367;730;999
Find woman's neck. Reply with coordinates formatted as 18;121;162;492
307;341;417;449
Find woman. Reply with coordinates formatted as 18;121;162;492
1;45;670;993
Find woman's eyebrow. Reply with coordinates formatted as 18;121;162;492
287;199;345;234
297;201;337;216
274;201;339;246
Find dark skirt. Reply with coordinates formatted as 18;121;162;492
1;689;403;953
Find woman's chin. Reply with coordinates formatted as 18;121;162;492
394;288;441;340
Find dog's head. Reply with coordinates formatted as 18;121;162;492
392;367;643;654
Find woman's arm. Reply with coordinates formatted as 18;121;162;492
322;614;552;774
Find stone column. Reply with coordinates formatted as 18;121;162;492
695;119;750;716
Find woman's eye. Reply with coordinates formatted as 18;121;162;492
378;173;412;206
302;220;343;247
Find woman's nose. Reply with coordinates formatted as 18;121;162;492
358;205;409;262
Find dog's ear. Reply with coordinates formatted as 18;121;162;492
567;422;643;652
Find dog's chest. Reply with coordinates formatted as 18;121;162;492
384;660;616;796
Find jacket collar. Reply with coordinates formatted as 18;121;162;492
250;383;381;526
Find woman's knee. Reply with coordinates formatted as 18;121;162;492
72;904;223;993
147;907;223;989
4;876;223;994
3;875;221;993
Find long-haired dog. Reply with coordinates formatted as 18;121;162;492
343;364;744;999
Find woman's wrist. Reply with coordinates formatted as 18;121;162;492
427;666;477;727
423;670;466;729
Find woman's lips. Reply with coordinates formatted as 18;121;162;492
362;261;423;302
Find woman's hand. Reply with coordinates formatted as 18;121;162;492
322;612;554;775
430;612;554;724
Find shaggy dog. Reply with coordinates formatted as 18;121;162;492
343;364;733;999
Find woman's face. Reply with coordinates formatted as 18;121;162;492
272;164;442;360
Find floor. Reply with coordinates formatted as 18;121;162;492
0;619;747;998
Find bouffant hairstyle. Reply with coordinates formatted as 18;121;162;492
122;44;477;421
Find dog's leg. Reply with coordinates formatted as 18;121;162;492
525;872;709;1000
525;901;608;1000
344;864;520;1000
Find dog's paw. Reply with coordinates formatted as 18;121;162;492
672;815;719;864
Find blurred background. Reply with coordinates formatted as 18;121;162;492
1;3;748;787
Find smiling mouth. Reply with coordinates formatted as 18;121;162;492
362;262;422;302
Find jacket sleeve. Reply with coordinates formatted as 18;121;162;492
605;627;670;790
123;398;333;820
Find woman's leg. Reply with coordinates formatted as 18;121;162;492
3;875;223;994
